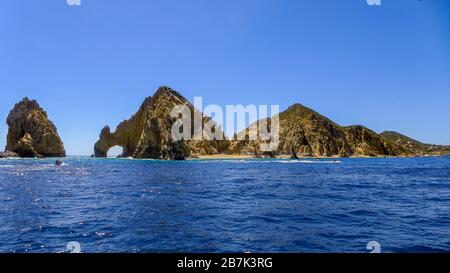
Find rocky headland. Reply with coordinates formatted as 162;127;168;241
94;86;449;160
230;103;433;158
2;89;446;160
379;131;450;156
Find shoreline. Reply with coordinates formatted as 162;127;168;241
186;155;440;161
188;154;447;160
1;153;449;160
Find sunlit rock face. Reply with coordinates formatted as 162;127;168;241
94;86;228;160
230;103;413;158
94;87;448;160
5;97;66;158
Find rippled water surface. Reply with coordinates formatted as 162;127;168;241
0;157;449;253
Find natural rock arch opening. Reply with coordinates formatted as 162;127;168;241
93;86;228;159
94;125;135;158
107;145;124;158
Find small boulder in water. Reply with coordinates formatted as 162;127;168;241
0;150;19;158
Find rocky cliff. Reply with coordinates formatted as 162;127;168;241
94;87;448;159
94;86;228;159
5;98;66;158
231;103;410;158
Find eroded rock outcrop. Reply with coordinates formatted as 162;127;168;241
94;87;447;159
5;98;66;158
94;86;228;159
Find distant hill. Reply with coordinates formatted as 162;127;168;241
379;131;450;156
231;103;409;158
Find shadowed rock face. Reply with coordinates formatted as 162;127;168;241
5;98;66;158
278;104;353;157
94;86;228;159
343;126;407;157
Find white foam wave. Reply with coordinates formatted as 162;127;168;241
277;160;342;164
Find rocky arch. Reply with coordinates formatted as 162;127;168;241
93;86;229;160
93;94;153;158
92;87;185;159
94;126;135;157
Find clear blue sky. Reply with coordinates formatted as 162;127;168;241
1;0;449;156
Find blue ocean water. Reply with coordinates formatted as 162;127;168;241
0;157;449;253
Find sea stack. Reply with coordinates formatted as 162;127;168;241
4;97;66;158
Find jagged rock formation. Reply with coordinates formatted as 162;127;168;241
94;87;448;160
5;98;66;158
231;103;411;158
380;131;450;156
94;86;228;159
